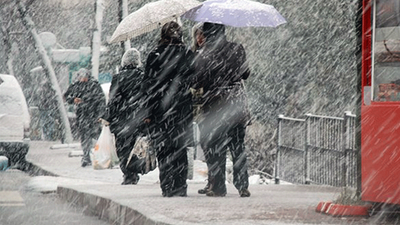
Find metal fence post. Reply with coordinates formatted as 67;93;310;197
275;115;284;184
276;112;358;188
305;114;311;184
193;122;199;160
188;122;200;180
342;111;349;187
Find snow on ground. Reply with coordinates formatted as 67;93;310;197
26;158;290;193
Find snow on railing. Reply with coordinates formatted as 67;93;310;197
275;112;358;188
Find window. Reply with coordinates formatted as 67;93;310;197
373;0;400;101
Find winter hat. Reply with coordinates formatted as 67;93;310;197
77;68;90;79
121;48;142;68
202;22;225;38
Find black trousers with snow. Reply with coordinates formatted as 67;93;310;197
76;112;100;164
200;122;249;195
153;125;188;196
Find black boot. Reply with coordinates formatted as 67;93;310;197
81;158;92;167
198;181;210;194
121;173;139;185
205;177;226;197
206;190;226;197
239;189;251;197
165;185;187;197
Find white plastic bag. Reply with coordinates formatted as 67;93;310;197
92;125;119;170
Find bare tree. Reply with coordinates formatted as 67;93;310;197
16;0;73;144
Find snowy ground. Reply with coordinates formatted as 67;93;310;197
27;158;290;194
26;141;290;193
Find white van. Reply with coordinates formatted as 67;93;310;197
0;74;30;168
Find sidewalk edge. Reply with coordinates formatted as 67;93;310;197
57;186;167;225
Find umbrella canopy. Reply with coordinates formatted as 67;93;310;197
109;0;202;43
182;0;286;28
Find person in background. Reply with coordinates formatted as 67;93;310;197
193;22;251;197
190;22;209;185
101;48;145;185
64;68;106;167
191;22;205;54
38;80;58;141
143;21;195;197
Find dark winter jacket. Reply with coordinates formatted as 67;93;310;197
193;36;251;125
103;65;145;137
64;77;106;123
143;44;195;140
38;82;58;111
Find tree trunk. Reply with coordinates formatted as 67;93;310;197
91;0;104;80
17;1;73;144
0;12;14;75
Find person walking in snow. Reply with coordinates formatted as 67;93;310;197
101;48;145;185
193;22;251;197
64;68;106;167
191;22;205;54
143;21;195;197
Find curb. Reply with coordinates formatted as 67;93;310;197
56;186;194;225
25;160;59;177
316;201;372;217
26;159;166;225
57;186;158;225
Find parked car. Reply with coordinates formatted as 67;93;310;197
0;74;30;168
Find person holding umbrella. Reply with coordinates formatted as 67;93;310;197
190;22;205;53
193;22;251;197
142;21;195;197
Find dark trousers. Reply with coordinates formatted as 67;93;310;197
115;134;141;176
80;131;94;163
40;110;55;141
200;122;249;194
154;127;188;196
77;116;100;163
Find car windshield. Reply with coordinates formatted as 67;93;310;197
0;87;24;115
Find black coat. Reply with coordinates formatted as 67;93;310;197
193;37;251;125
143;44;195;144
64;77;106;128
104;65;145;137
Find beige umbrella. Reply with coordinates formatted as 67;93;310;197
109;0;202;43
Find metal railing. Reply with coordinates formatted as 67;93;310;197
275;111;358;188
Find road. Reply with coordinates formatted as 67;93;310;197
0;168;110;225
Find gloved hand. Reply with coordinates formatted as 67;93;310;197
99;118;110;126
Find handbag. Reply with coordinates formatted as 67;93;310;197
126;136;157;174
92;125;119;170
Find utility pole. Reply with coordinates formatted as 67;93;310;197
355;0;363;199
92;0;104;80
118;0;131;52
17;0;73;144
